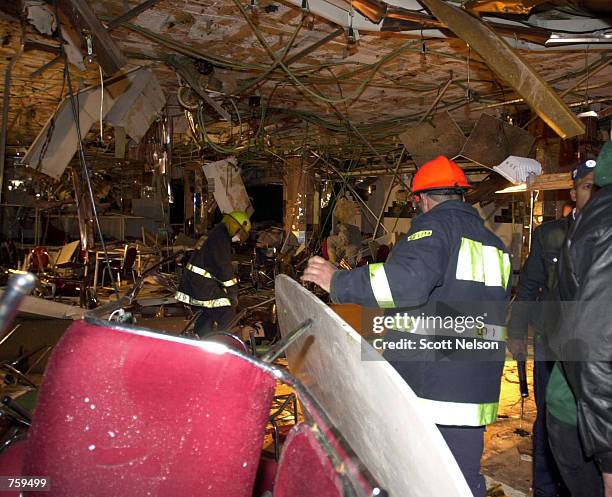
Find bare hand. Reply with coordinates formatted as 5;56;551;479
604;473;612;497
301;256;338;293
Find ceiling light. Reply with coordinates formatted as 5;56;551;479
545;32;612;46
576;110;598;118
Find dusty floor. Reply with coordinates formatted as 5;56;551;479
483;360;536;497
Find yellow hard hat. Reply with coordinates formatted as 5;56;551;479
222;210;251;237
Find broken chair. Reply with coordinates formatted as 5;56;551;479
0;317;384;497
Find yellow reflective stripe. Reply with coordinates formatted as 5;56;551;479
407;230;432;241
456;238;511;289
456;238;485;283
420;398;499;426
368;263;395;308
186;263;237;287
175;291;232;308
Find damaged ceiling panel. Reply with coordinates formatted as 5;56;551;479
22;68;164;179
1;0;610;170
22;86;116;180
105;67;166;143
460;113;536;168
398;111;466;167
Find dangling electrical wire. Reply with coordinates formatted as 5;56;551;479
99;65;104;144
54;0;119;299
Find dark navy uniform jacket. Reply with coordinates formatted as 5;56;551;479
330;200;511;426
176;223;238;308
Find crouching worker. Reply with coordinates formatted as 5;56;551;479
176;210;251;337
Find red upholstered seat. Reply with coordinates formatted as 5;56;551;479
273;424;344;497
19;320;277;497
0;440;26;497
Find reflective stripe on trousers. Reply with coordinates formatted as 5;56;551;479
420;397;499;426
389;319;507;341
186;263;238;287
175;291;232;308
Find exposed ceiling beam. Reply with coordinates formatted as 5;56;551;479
285;27;345;66
58;0;127;75
416;0;585;139
106;0;163;31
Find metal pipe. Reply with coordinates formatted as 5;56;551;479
262;318;312;363
0;273;37;339
0;32;24;210
107;0;162;30
528;190;535;252
418;78;454;125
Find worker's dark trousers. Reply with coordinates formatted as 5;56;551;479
547;412;604;497
533;346;565;497
193;306;236;338
438;426;485;497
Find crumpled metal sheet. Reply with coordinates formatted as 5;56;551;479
460;114;536;168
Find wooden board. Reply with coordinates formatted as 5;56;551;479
275;275;472;497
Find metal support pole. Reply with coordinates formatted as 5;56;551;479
528;191;535;252
262;318;312;363
0;32;24;214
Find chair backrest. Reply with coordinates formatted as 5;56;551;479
273;424;345;497
23;320;277;497
122;246;138;272
29;247;49;273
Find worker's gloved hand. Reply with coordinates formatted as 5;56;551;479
507;337;527;360
301;256;338;293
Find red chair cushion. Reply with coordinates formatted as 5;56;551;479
23;320;277;497
0;440;26;496
273;424;342;497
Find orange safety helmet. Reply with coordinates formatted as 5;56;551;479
411;155;471;194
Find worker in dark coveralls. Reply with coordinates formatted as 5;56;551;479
303;156;511;497
175;210;251;337
508;161;596;497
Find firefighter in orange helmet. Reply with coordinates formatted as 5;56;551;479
303;156;511;497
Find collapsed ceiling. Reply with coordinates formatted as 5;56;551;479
0;0;610;178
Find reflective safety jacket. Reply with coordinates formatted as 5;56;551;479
330;200;511;427
176;223;238;308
